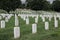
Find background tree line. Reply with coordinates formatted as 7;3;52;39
0;0;60;12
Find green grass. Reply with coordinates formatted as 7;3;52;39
0;16;60;40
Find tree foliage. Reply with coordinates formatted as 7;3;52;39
0;0;60;12
0;0;21;12
52;0;60;12
27;0;51;11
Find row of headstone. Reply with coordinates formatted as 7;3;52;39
18;14;54;23
0;14;59;29
0;14;13;28
0;13;60;18
0;18;58;29
14;21;57;38
13;20;57;38
14;23;37;39
14;20;59;38
0;14;13;22
0;14;58;39
18;14;60;24
5;14;14;22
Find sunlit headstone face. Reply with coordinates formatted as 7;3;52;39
21;0;26;4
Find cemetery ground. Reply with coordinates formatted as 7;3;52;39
0;15;60;40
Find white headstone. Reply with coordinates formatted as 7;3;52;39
54;15;58;28
32;24;37;33
5;16;9;22
32;15;35;18
49;16;52;21
35;16;38;23
26;17;29;24
15;14;19;26
1;14;6;18
21;15;23;19
42;16;45;22
49;15;53;21
54;15;57;20
54;20;58;28
18;14;20;16
1;20;5;28
45;22;49;30
8;14;13;20
22;15;26;20
40;15;42;17
14;27;20;39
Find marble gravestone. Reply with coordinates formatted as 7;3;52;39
15;14;19;27
21;15;26;20
45;22;49;30
54;16;56;20
23;16;26;20
5;14;11;22
23;14;26;20
49;15;52;21
0;14;6;18
49;17;51;21
42;16;45;22
35;16;38;23
1;20;5;28
5;14;9;22
54;16;58;28
26;17;29;24
32;24;37;33
7;14;13;20
20;15;23;19
14;27;20;38
54;20;58;28
5;16;9;22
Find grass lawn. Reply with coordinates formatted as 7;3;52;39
0;15;60;40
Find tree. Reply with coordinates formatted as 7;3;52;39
27;0;50;11
42;1;51;11
0;0;21;12
52;0;60;12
